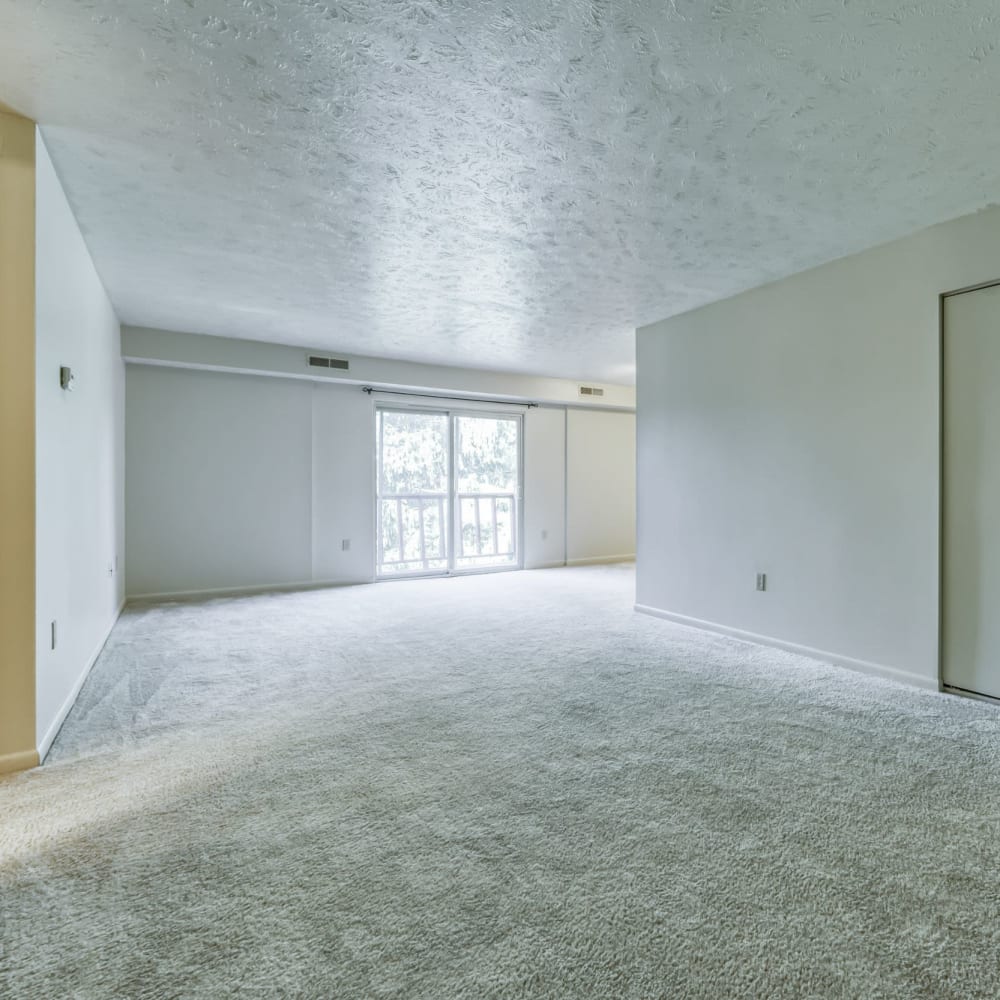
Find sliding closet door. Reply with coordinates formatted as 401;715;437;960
942;283;1000;698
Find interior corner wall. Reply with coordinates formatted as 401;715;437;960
566;408;636;564
636;203;1000;688
34;131;125;757
0;110;37;774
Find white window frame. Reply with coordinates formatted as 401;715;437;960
375;403;524;580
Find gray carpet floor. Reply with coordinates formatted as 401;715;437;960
3;564;1000;998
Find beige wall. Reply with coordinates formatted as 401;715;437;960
0;110;37;774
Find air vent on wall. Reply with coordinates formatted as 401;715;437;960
579;385;604;397
308;355;350;370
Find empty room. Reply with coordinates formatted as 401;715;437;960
3;2;1000;997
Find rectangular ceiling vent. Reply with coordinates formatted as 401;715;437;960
579;385;604;397
308;355;350;371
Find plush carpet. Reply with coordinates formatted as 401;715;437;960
2;564;1000;999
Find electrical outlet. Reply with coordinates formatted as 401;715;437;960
756;572;767;592
541;529;548;540
341;538;351;552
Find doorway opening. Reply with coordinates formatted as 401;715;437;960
376;407;522;578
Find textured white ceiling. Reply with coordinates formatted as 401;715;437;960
1;1;1000;382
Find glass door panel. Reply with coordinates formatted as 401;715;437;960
376;407;521;578
377;410;450;576
454;415;520;570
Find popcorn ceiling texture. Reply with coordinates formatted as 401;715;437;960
1;1;999;380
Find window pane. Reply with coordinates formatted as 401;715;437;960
423;499;445;560
460;497;479;557
380;411;449;495
379;499;401;564
455;416;518;494
379;497;448;573
402;502;423;563
496;497;513;555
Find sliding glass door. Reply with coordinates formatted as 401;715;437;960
377;410;450;576
376;407;521;578
454;415;519;571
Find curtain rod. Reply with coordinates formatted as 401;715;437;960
362;386;537;407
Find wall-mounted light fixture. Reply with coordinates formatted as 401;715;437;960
59;366;75;391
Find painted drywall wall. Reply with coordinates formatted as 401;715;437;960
524;407;567;569
127;368;376;597
311;386;377;582
566;409;636;564
127;366;316;596
0;110;37;774
34;133;125;757
636;202;1000;689
126;364;635;597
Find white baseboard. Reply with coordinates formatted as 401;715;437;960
524;561;568;571
634;603;940;693
567;554;636;567
38;599;126;762
127;576;372;603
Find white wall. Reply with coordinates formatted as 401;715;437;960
126;366;373;597
523;407;567;569
567;409;636;564
126;365;635;598
35;132;125;755
126;367;313;595
311;386;376;582
636;202;1000;690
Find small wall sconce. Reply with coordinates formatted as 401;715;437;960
59;366;75;391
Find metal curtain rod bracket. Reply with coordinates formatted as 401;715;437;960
362;386;537;407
